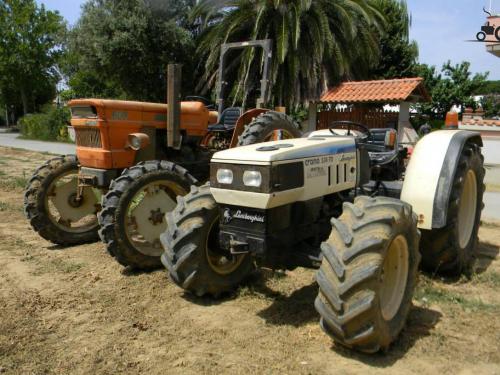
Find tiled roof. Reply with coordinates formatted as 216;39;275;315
320;78;431;103
462;119;500;127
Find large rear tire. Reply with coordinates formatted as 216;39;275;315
420;143;485;276
24;155;100;245
315;196;420;353
160;184;254;297
237;111;302;146
98;161;196;270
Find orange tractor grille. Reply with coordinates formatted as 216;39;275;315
75;127;102;148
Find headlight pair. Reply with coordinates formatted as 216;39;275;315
217;168;262;187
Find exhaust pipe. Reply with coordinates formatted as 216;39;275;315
167;64;182;149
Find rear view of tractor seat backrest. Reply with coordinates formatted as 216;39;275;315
221;107;243;129
365;128;398;152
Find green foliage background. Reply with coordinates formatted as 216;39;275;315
0;0;496;141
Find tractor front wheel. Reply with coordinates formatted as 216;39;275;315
315;196;420;353
98;161;196;270
160;184;254;297
24;155;100;245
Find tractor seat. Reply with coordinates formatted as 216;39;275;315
365;128;400;165
208;107;243;132
365;128;397;153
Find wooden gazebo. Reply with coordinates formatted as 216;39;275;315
308;78;431;142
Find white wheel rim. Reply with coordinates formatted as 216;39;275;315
46;170;100;233
125;180;185;257
458;170;478;249
380;235;410;321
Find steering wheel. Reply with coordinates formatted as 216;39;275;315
329;121;371;138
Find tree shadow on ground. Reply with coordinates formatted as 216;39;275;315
418;241;499;284
475;241;499;274
332;305;442;367
256;282;319;327
120;266;161;276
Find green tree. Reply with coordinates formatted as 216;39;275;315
64;0;195;102
193;0;385;108
0;0;66;115
475;80;500;95
370;0;418;78
415;61;488;119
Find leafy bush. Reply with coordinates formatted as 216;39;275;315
19;105;72;142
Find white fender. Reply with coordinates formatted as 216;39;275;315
401;130;482;230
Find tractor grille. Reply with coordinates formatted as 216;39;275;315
74;127;102;148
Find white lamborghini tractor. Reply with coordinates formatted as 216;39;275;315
160;112;485;353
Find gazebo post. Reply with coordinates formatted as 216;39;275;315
308;101;318;132
398;101;418;144
398;101;410;132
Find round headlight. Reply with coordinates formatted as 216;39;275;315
243;170;262;187
217;169;233;184
130;136;142;150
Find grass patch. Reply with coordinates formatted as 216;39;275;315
486;184;500;193
415;284;498;312
0;201;21;212
32;258;85;276
0;175;28;191
473;271;500;288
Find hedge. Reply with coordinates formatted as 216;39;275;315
19;105;72;142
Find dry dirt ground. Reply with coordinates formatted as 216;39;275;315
0;146;499;375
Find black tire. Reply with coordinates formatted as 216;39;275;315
24;155;100;246
496;26;500;41
476;31;486;41
315;196;420;353
420;143;485;276
98;160;196;270
237;111;302;146
160;184;254;297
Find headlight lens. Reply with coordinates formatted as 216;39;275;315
243;170;262;187
217;169;234;184
130;136;142;150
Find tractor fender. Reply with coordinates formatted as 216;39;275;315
401;130;482;230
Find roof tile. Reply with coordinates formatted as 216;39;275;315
320;78;430;103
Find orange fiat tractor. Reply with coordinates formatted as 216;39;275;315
24;40;301;269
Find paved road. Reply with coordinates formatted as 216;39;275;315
483;192;500;222
0;132;75;155
483;137;500;165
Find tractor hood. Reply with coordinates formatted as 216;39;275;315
211;131;357;165
210;131;359;209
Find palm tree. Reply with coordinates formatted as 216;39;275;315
193;0;385;108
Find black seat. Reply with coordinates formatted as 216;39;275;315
365;128;400;166
365;128;395;153
208;107;243;132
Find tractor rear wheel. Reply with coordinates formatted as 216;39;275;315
160;184;254;297
237;111;301;146
98;161;196;270
315;196;420;353
420;143;485;276
24;155;100;245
